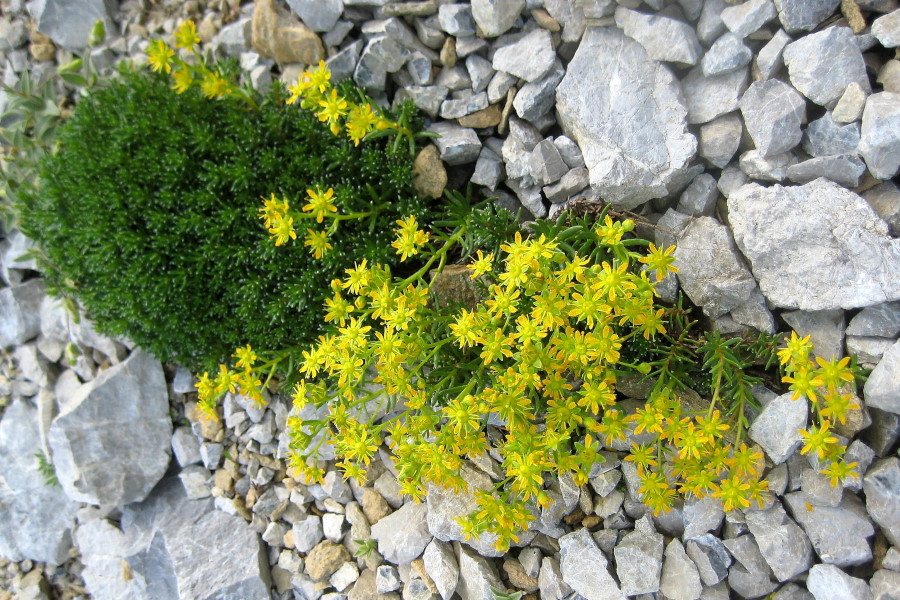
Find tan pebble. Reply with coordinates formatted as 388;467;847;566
841;0;866;34
413;144;447;200
532;8;560;32
245;485;258;508
440;36;456;67
458;104;501;128
214;468;234;493
361;487;392;525
284;528;295;549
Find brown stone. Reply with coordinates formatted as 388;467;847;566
245;485;258;508
413;144;447;200
305;541;351;581
232;496;253;520
842;0;867;34
284;528;296;549
349;568;401;600
361;487;392;525
582;515;602;528
458;104;502;128
198;15;219;42
502;559;540;592
29;43;55;62
252;0;324;64
532;8;560;32
214;468;234;493
429;264;484;311
411;559;439;594
440;36;457;67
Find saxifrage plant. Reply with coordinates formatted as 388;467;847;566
16;30;432;372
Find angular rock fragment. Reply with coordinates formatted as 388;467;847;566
685;535;731;586
0;279;44;349
559;527;625;600
457;544;503;600
721;0;777;38
613;515;663;595
659;539;702;600
471;0;524;38
872;8;900;47
727;179;900;310
556;27;697;209
702;32;752;76
745;501;814;581
740;79;805;157
755;28;792;80
492;29;555;82
699;113;742;168
287;0;343;32
371;501;432;565
802;112;860;158
784;492;874;567
422;539;458;600
682;65;750;125
863;457;900;545
783;26;870;108
859;92;900;180
806;564;872;600
614;7;703;65
774;0;840;33
428;122;481;165
786;155;867;187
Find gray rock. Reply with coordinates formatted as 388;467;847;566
171;426;201;467
439;91;488;119
554;136;585;168
848;336;894;367
702;32;752;76
783;27;870;108
782;309;845;361
529;139;568;185
492;28;555;83
471;147;504;190
293;515;324;553
676;173;718;217
738;149;798;181
740;79;805;158
721;0;777;37
558;527;625;600
48;350;171;506
872;8;900;47
178;465;211;500
556;27;697;209
673;216;774;332
774;0;840;33
745;501;814;581
544;167;590;204
457;544;503;600
546;0;592;43
30;0;117;52
199;443;223;470
859;92;900;180
833;82;868;124
471;0;525;37
326;40;363;83
755;28;792;80
455;37;487;58
428;122;481;165
362;17;440;62
376;565;402;593
772;583;815;600
864;407;900;457
0;229;37;285
519;547;541;579
614;515;664;595
614;7;703;65
422;539;457;600
464;54;492;93
682;65;750;124
862;181;900;236
749;392;808;464
212;17;252;58
0;279;44;349
877;60;900;93
371;501;431;565
872;569;900;600
802;113;860;158
401;85;449;117
76;477;270;600
539;557;573;600
723;535;778;599
322;512;345;543
786;155;867;187
354;36;409;92
727;179;900;310
847;301;900;337
287;0;343;31
698;0;728;46
863;457;900;545
438;3;475;37
513;59;565;123
502;117;543;183
0;399;79;565
806;564;871;600
685;535;731;586
407;52;433;86
699;113;743;168
659;539;702;600
784;492;874;567
487;70;516;104
683;496;725;539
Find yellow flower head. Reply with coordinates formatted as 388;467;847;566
302;187;338;223
146;39;174;74
174;20;201;49
304;229;333;259
468;250;494;279
200;69;230;99
171;64;193;94
639;242;679;282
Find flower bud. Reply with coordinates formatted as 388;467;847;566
88;20;106;47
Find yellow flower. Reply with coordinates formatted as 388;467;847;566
317;89;349;135
343;259;371;295
268;214;296;246
302;187;338;223
468;250;493;279
174;20;201;49
777;331;813;368
639;243;678;281
799;423;839;459
304;229;332;259
200;69;230;98
146;39;174;74
171;64;192;94
232;344;257;371
346;103;378;145
391;216;429;261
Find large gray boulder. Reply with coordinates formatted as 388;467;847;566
48;349;172;506
556;27;697;210
76;477;271;600
29;0;118;53
0;399;79;565
727;179;900;310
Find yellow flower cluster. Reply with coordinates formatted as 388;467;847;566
779;332;859;485
286;61;408;146
145;20;256;106
259;187;375;258
195;344;265;420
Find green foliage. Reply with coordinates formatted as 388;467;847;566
491;587;524;600
353;538;377;558
35;451;59;487
16;67;431;372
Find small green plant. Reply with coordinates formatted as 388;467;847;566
353;538;377;558
491;587;524;600
35;450;59;487
15;57;432;373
